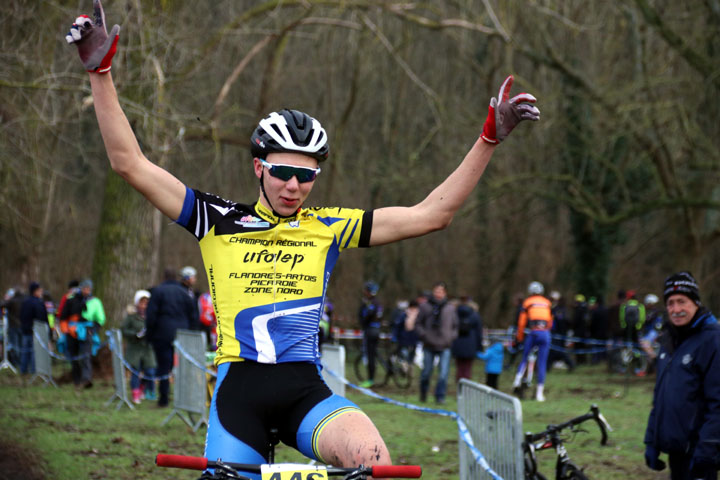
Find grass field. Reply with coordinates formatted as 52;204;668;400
0;350;665;479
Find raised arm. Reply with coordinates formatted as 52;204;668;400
369;76;539;246
67;0;186;221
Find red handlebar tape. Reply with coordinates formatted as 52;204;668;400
156;454;208;470
371;465;422;478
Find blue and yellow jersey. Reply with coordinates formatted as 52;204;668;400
176;187;372;366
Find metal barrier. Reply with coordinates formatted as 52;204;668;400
457;379;522;480
320;344;345;396
163;329;207;431
105;329;134;410
1;313;17;373
30;321;57;387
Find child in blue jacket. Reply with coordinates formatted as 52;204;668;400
476;341;504;389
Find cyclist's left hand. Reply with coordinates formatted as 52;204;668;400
65;0;120;73
481;75;540;144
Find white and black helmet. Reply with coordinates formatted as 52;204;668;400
528;281;544;295
250;109;329;162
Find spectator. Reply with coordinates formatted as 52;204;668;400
198;291;217;351
180;266;200;315
61;279;105;388
506;292;526;369
2;287;24;367
644;271;720;479
416;282;458;404
571;294;589;365
146;268;198;407
607;289;626;341
451;297;483;383
547;291;574;372
390;299;419;366
56;280;79;339
476;340;504;389
19;282;49;374
121;290;157;404
589;296;608;364
358;281;383;388
512;281;553;402
639;294;664;373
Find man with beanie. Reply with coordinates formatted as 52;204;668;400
644;271;720;480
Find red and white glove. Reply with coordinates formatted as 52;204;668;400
65;0;120;74
481;75;540;144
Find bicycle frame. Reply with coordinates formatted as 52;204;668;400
523;404;612;479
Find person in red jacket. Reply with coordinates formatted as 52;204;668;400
512;281;553;401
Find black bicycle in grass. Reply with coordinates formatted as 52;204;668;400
353;340;413;389
523;404;612;480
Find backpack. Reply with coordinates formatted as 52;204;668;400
457;306;475;336
623;302;640;330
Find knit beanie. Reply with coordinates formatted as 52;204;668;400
663;271;701;305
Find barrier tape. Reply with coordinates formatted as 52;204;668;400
106;334;174;382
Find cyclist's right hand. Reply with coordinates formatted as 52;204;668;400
65;0;120;73
644;445;666;471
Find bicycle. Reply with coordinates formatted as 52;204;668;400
157;427;422;480
156;455;421;480
353;339;413;389
523;404;612;480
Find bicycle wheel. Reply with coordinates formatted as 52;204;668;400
353;352;367;383
560;463;589;480
523;457;548;480
389;354;412;389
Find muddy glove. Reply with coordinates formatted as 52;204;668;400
65;0;120;73
481;75;540;144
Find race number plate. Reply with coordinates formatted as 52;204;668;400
260;463;329;480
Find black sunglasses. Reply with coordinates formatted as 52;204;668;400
260;159;321;183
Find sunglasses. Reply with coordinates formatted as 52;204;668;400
260;159;321;183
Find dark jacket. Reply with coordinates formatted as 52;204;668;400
121;309;157;368
451;305;483;359
19;295;48;334
145;280;198;345
2;292;25;330
644;308;720;466
359;297;383;330
416;298;458;352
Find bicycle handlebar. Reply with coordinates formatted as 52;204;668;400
525;404;613;445
156;454;422;478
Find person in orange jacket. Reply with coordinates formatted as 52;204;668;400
512;281;553;401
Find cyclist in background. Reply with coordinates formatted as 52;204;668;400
619;290;646;347
358;281;383;388
638;293;663;374
66;2;539;475
512;281;553;402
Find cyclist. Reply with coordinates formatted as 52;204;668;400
66;1;539;475
358;281;383;388
619;290;646;347
512;281;552;402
